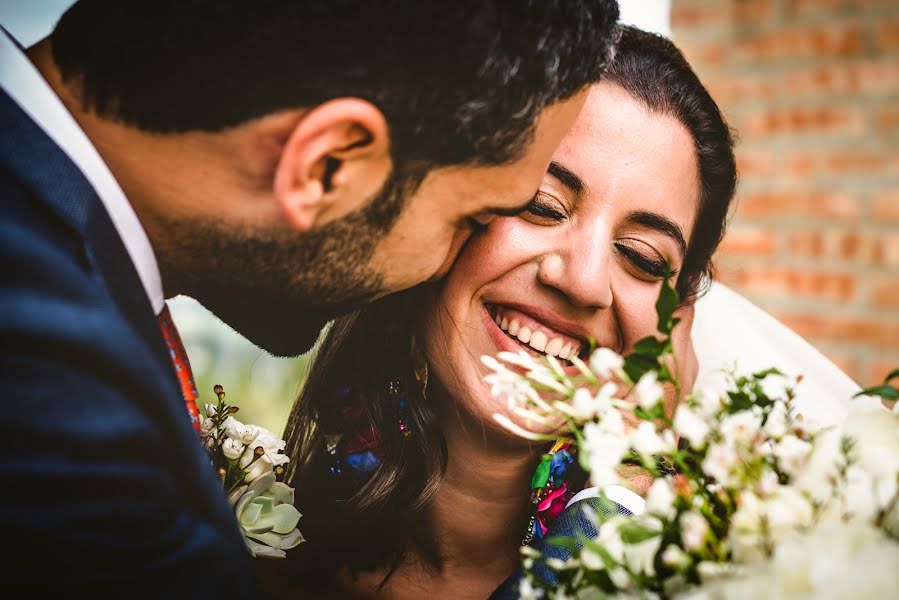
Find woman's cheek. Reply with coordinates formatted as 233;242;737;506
613;276;663;352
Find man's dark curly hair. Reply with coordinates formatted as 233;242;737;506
52;0;620;172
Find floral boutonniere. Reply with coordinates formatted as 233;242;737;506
201;385;305;558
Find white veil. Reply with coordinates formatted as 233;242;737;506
693;282;882;427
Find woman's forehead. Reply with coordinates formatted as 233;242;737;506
551;83;700;234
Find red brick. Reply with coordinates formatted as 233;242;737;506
719;267;858;302
788;0;847;17
877;233;899;266
718;227;777;256
736;23;863;61
735;148;777;178
781;60;899;97
872;277;899;309
671;3;730;28
736;0;777;22
788;231;827;256
876;18;899;51
738;190;860;220
872;191;899;223
739;105;864;137
776;314;899;351
826;152;891;173
822;350;861;383
677;39;730;67
785;230;892;264
869;359;899;386
875;105;899;132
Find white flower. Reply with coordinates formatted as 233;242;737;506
679;510;709;551
693;385;725;420
645;478;677;520
589;347;624;379
720;411;761;448
662;544;690;569
758;372;791;401
772;434;813;479
629;421;670;459
583;421;629;488
764;486;814;543
568;382;617;421
496;350;545;373
225;418;259;445
518;577;544;600
608;567;631;590
580;547;605;571
634;371;664;410
795;428;842;504
842;411;899;515
694;520;899;600
222;417;291;483
204;403;218;417
762;400;790;439
757;468;780;497
596;516;627;564
728;491;767;565
623;519;663;577
222;437;245;460
673;405;710;449
702;442;741;487
200;417;216;436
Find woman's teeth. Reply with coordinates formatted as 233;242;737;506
491;312;581;360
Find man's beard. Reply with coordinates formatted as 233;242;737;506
159;171;412;357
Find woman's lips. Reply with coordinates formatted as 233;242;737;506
483;304;587;363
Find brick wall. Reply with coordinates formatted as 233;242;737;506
671;0;899;385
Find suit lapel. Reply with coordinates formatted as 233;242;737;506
0;86;176;409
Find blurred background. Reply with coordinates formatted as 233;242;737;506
2;0;897;432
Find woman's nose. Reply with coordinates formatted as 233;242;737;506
536;235;613;308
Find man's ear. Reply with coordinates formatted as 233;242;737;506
274;98;391;232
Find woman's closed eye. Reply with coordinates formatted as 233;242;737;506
522;193;567;223
614;239;673;280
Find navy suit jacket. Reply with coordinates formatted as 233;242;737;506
0;85;261;596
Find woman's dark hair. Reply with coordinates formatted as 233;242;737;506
603;27;737;302
282;26;737;586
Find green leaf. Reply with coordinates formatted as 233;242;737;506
884;368;899;384
543;535;579;552
634;336;665;357
751;367;784;380
531;455;551;489
728;390;753;412
623;353;658;383
655;271;680;335
617;521;660;544
854;384;899;400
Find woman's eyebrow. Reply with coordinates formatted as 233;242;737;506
627;210;688;258
547;161;586;196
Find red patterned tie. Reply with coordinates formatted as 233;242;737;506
157;304;202;433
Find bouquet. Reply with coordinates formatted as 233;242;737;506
483;275;899;599
201;385;305;558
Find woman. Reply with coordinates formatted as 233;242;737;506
268;27;737;599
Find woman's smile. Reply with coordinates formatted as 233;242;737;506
484;302;596;363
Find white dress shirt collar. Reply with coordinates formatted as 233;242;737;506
0;31;165;314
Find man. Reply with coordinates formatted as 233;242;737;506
0;0;619;594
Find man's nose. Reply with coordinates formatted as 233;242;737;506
427;228;472;282
537;233;613;309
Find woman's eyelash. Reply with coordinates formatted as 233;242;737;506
614;242;668;278
525;196;566;221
